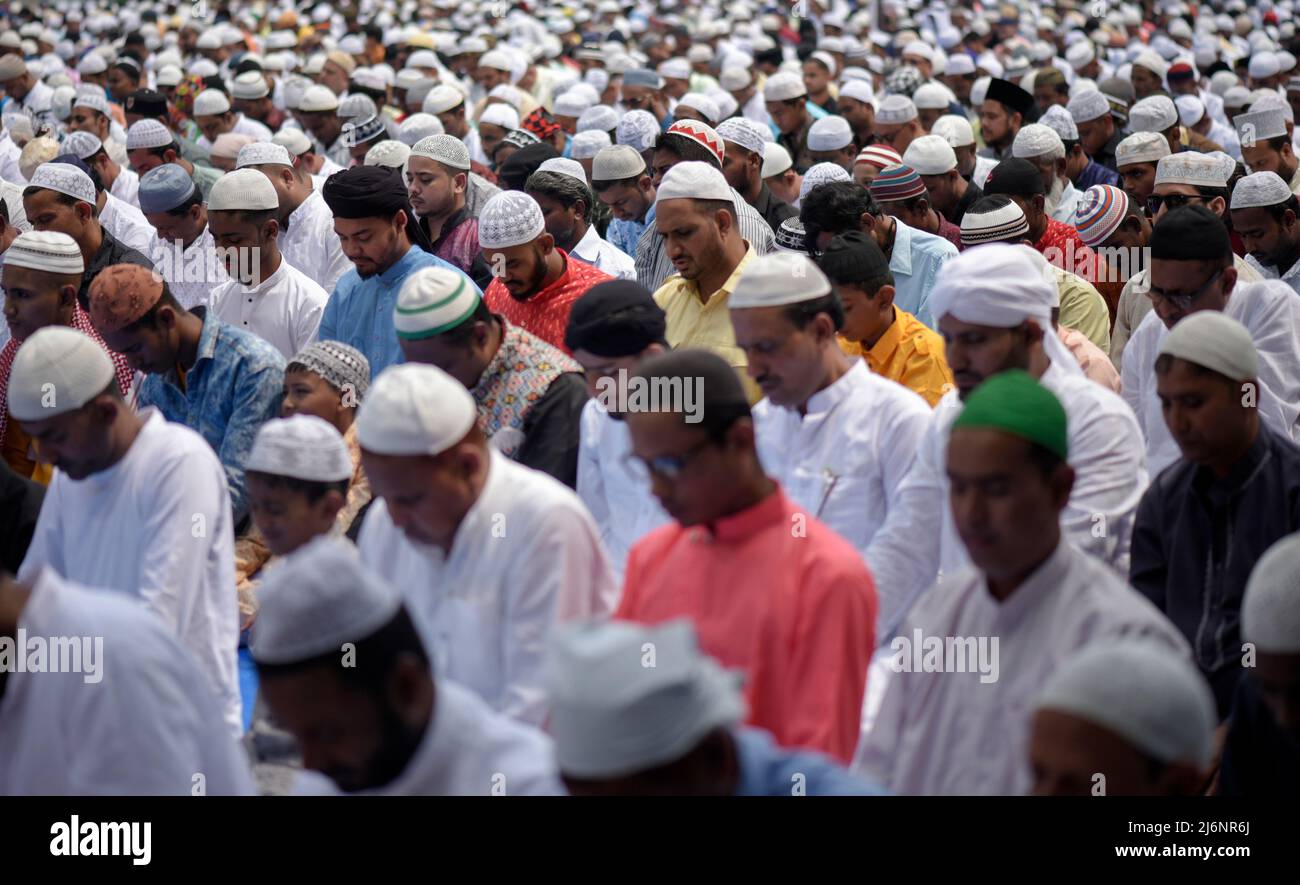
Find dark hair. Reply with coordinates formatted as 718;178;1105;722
591;173;645;193
691;197;736;225
247;470;349;502
0;198;9;224
894;193;933;214
256;606;431;691
1025;440;1067;476
525;170;594;224
653;131;723;170
1267;135;1290;153
166;189;205;217
800;180;878;245
783;291;845;332
1149;204;1232;264
1194;184;1230;204
112;61;142;83
209;207;276;227
1257;194;1300;221
138;139;182;160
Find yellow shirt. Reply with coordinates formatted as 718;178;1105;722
1055;267;1112;356
653;244;761;401
839;307;954;408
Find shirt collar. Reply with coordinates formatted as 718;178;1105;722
192;305;220;367
867;310;905;366
803;357;869;417
571;225;601;263
238;257;288;294
377;244;423;286
1192;428;1271;495
888;217;914;276
688;242;755;301
696;485;788;543
980;538;1072;623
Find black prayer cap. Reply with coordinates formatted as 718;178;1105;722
564;279;667;357
125;89;168;120
323;165;412;219
497;142;560;191
984;78;1035;119
983;158;1047;198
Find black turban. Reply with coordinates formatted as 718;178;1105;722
564;279;666;357
322;165;433;253
497;143;560;192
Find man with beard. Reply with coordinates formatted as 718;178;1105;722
1231;171;1300;292
1012;124;1082;225
318;165;476;374
253;537;562;795
405;135;492;290
978;78;1034;163
479;190;611;353
526;159;635;281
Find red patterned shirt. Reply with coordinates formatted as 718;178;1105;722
484;250;612;354
1034;217;1106;284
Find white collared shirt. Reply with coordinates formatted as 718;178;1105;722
280;188;352;294
358;450;619;726
571;224;636;280
0;567;255;795
754;359;931;574
291;680;563;796
0;131;25;185
855;541;1187;796
866;360;1148;638
99;191;156;255
18;410;243;735
1121;280;1300;476
211;255;327;359
1243;250;1300;295
1049;179;1082;224
576;399;671;582
151;225;226;312
110;165;141;209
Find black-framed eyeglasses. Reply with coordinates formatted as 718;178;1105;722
1146;193;1205;215
624;437;715;482
1145;268;1224;311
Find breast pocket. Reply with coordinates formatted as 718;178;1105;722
790;464;882;551
429;587;504;700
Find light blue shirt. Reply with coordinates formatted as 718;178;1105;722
138;308;286;524
732;728;887;796
888;218;958;330
318;245;480;376
606;203;655;262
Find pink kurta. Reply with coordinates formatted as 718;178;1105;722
615;487;877;763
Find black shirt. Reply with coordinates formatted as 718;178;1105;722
1218;675;1300;797
950;180;983;225
1130;426;1300;718
77;228;154;311
517;372;588;489
752;184;799;235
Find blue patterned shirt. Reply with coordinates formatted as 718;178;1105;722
318;245;477;376
137;308;285;524
606;203;655;261
1077;160;1121;190
888;218;958;330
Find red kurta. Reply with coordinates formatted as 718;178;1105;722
615;487;877;764
483;249;612;354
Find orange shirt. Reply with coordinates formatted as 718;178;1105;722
615;487;877;764
840;307;954;407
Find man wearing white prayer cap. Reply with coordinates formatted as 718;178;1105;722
0;563;255;795
237;141;351;294
1235;107;1300;194
0;231;132;484
1220;534;1300;795
864;244;1149;639
649;161;760;394
905;134;981;224
394;265;588;488
1013;123;1083;225
1115;131;1171;209
875;95;923;155
206;169;327;360
806;115;858;171
716;117;798;235
1119;206;1299;477
763;70;817;172
354;362;616;726
836;79;875;149
548;620;884;796
1230;170;1300;292
138;162;226;312
731;252;930;588
13;326;244;735
404;135;493;291
252;536;562;795
1068;89;1122;173
1128;95;1188;157
1130;310;1300;718
859;365;1185;795
526;158;636;282
1029;641;1216;796
191;88;273;153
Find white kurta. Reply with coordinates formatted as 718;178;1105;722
1242;251;1300;295
18;410;243;735
754;359;930;587
465;126;488;168
151;225;226;312
1120;280;1300;476
358;450;619;726
866;360;1148;638
576;399;671;583
291;680;563;796
110;165;141;209
571;224;636;280
0;567;255;795
100;192;156;255
211;256;327;359
0;132;25;185
279;188;352;294
1049;179;1082;224
854;541;1188;796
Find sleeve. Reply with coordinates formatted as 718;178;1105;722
1109;278;1139;371
864;414;946;639
902;343;955;408
878;397;930;502
1060;402;1148;571
1059;279;1113;355
221;359;286;524
321;235;353;294
317;282;340;343
576;404;611;546
1119;327;1147;438
16;474;63;583
517;373;587;489
294;289;326;354
852;655;908;790
779;559;876;764
1128;483;1168;610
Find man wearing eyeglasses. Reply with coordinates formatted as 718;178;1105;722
613;347;877;765
1112;153;1265;371
1120;205;1300;477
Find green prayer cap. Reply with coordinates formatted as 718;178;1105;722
951;369;1069;461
